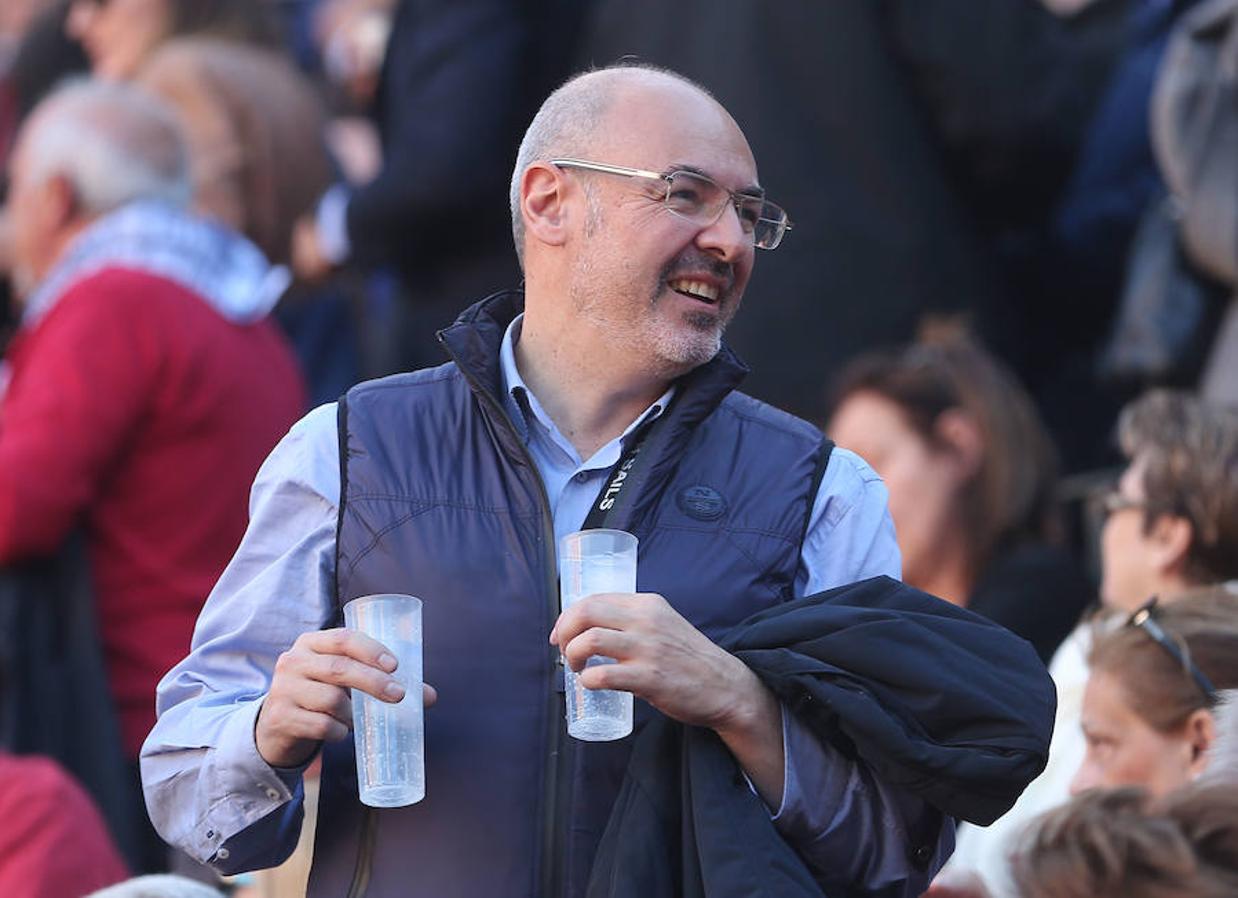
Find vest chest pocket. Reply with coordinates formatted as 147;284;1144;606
634;523;798;642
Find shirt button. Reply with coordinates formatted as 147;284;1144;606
911;844;933;869
573;472;588;483
206;829;215;840
216;848;230;861
265;787;281;800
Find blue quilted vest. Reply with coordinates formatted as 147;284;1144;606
310;291;830;898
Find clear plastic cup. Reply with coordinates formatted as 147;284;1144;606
343;593;424;806
559;529;638;741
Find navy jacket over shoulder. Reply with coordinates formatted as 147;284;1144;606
587;576;1056;898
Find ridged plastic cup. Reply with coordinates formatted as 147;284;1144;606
559;529;638;741
343;593;424;807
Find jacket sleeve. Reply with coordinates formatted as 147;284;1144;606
770;709;954;896
0;283;158;563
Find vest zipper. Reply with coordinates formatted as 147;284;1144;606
452;370;567;898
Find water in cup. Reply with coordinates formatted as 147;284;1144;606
559;530;638;741
344;594;425;807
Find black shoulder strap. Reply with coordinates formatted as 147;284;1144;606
580;394;681;531
333;395;350;622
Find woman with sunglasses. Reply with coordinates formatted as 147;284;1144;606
1071;589;1238;796
930;591;1238;898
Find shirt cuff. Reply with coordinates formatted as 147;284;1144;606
769;702;810;822
194;698;306;863
315;184;353;265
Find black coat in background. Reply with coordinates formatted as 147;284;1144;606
347;0;587;370
578;0;1126;427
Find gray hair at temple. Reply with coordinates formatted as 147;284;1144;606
507;63;714;269
20;77;192;216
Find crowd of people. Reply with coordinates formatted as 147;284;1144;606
0;1;1234;897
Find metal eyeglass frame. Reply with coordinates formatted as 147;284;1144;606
549;158;793;250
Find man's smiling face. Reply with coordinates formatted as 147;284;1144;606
561;80;758;378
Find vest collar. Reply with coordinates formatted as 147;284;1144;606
437;289;749;414
437;289;751;529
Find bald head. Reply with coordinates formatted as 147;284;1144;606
509;65;729;267
17;77;191;218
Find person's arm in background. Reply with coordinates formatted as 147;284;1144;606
774;448;954;896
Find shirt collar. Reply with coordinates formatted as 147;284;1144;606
498;313;676;462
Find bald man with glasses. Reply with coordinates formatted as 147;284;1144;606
142;64;958;898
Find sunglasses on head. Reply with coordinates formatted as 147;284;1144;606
1127;597;1217;702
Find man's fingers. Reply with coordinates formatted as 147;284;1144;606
298;627;398;672
293;679;354;725
551;592;658;645
576;659;648;695
423;683;438;707
300;650;406;702
287;708;351;745
562;627;634;672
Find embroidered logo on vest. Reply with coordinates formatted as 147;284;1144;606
677;485;727;521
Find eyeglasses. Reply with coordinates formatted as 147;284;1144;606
1127;597;1217;702
550;158;793;250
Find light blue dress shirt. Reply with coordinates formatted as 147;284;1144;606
141;318;951;892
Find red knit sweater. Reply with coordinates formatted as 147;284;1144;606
0;268;305;756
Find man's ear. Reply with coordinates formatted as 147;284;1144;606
41;173;79;232
1186;707;1217;779
520;162;570;250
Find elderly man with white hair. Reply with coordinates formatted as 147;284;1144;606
1;78;304;871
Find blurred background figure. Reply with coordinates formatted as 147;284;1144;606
0;749;128;897
61;0;360;404
135;37;357;405
1143;0;1238;406
1072;590;1238;797
64;0;279;81
1010;784;1238;898
577;0;1134;469
1096;390;1238;614
827;334;1092;663
290;0;590;375
934;594;1238;898
0;79;304;873
939;389;1238;896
